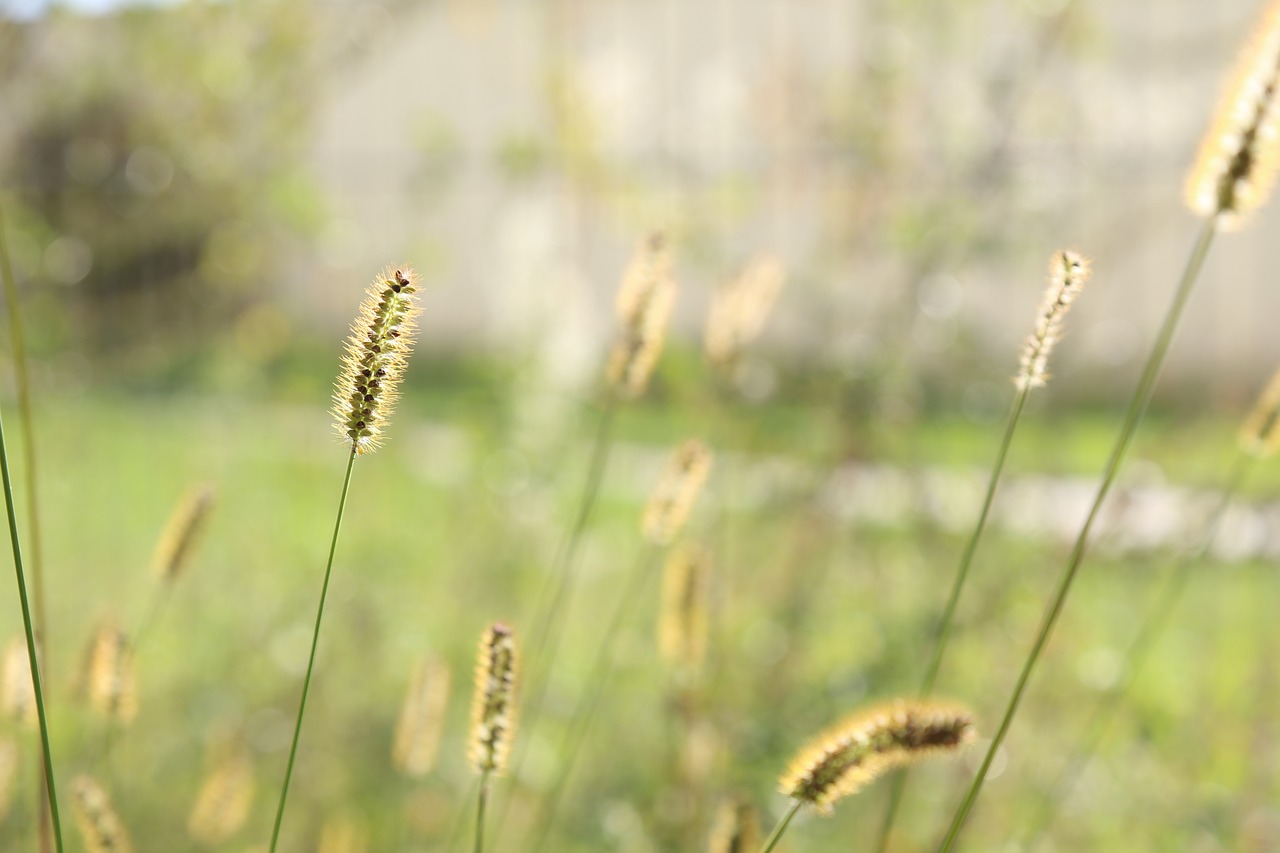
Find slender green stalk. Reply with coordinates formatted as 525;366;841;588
474;771;491;853
1022;452;1252;846
759;800;802;853
0;400;63;851
526;544;661;852
874;386;1030;852
936;218;1218;853
268;448;357;852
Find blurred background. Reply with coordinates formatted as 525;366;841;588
0;0;1278;851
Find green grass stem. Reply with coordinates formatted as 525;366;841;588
474;770;491;853
759;800;802;853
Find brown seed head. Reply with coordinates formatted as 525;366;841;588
0;636;36;728
1186;0;1280;228
707;796;761;853
1240;367;1280;457
392;655;451;778
84;620;138;725
643;439;713;546
704;255;786;371
606;233;677;399
151;484;216;582
1015;251;1090;391
778;700;974;814
332;266;421;454
71;775;134;853
187;748;255;845
469;622;518;775
657;543;712;668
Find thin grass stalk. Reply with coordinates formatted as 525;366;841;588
268;447;356;852
474;771;490;853
0;194;52;853
1021;451;1252;845
935;218;1218;853
758;800;802;853
526;544;662;852
0;396;62;852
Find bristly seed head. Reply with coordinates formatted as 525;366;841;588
1240;366;1280;457
332;266;421;454
1186;0;1280;229
778;699;974;814
606;233;677;399
469;622;518;776
657;543;712;669
704;254;786;372
151;484;216;583
707;795;761;853
1015;251;1090;391
643;439;713;546
71;775;134;853
392;655;451;778
187;746;255;845
84;620;138;725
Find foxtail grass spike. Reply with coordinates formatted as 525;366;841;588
779;700;973;814
1240;366;1280;457
1015;251;1091;391
392;655;451;778
658;543;711;668
704;254;786;372
708;796;760;853
1;635;35;727
151;484;216;582
470;623;518;776
643;440;713;546
1186;0;1280;228
70;776;132;853
606;233;677;398
83;621;137;725
187;747;255;845
332;266;421;454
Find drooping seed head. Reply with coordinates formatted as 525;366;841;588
1015;251;1091;391
657;543;712;669
71;775;134;853
392;655;451;778
187;747;255;845
0;636;35;728
707;796;761;853
606;233;677;399
1186;0;1280;228
704;255;786;372
1240;367;1280;457
643;439;713;546
332;266;421;455
469;622;518;776
151;483;216;582
83;620;138;725
778;699;974;814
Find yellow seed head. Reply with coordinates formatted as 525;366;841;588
657;543;712;669
707;796;760;853
84;621;138;725
778;700;974;814
1015;251;1090;391
151;484;216;582
606;233;677;399
318;815;369;853
392;655;451;778
1;636;36;728
704;255;786;371
469;622;518;775
643;439;713;546
332;266;421;455
187;748;255;845
71;775;134;853
1240;367;1280;457
1186;0;1280;228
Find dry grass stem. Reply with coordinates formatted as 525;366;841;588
392;655;451;778
643;440;713;546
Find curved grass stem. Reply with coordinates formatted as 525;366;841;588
268;448;357;852
759;800;802;853
936;217;1218;853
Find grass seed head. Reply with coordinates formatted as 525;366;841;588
187;748;255;845
707;796;760;853
0;636;35;728
469;622;518;776
1186;0;1280;228
84;620;138;725
1015;250;1090;391
778;699;974;814
318;815;369;853
71;775;134;853
392;655;451;778
658;543;712;669
704;254;786;372
332;266;421;455
1240;367;1280;457
151;483;216;582
606;233;677;399
643;439;713;546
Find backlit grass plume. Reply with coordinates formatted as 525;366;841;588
1015;251;1091;391
392;655;451;778
332;266;421;455
470;622;517;853
606;233;677;399
71;775;132;853
658;543;711;669
643;440;713;546
1186;0;1280;228
187;748;255;845
707;796;760;853
704;254;786;372
151;484;216;582
1240;366;1280;456
83;621;137;725
1;635;35;727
